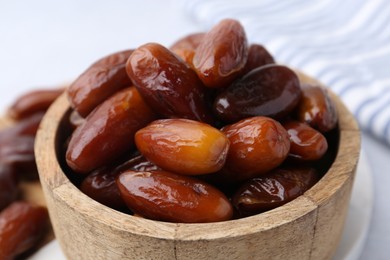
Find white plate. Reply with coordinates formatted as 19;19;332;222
29;152;373;260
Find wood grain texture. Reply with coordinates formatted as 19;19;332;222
35;71;360;260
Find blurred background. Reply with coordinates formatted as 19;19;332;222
0;0;389;259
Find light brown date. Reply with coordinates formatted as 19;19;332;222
67;49;134;117
283;121;328;161
295;83;338;133
66;87;157;174
220;116;290;181
0;201;49;260
135;119;230;175
117;170;233;223
7;88;63;120
193;19;248;88
126;43;213;123
232;166;319;217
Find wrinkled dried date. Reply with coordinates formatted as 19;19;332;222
117;170;233;223
66;87;157;174
296;83;338;133
214;64;301;122
193;19;248;88
220;116;290;182
0;201;49;260
232;166;319;217
126;43;213;123
283;120;328;161
135;119;229;175
67;49;134;117
8;89;63;120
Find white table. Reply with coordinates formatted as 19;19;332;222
1;1;389;259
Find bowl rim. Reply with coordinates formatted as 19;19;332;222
35;71;360;242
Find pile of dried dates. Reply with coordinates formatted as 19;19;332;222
0;89;62;259
62;18;339;223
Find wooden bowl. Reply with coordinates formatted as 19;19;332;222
35;72;360;260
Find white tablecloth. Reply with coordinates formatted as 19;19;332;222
0;1;389;259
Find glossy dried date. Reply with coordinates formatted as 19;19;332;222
283;121;328;161
0;201;49;260
214;64;301;122
0;113;44;140
135;119;229;175
126;43;212;123
170;32;205;66
67;49;134;117
221;116;290;181
66;87;157;174
0;164;18;211
0;136;36;174
242;44;275;75
232;166;319;217
8;88;63;120
193;19;248;88
295;83;338;133
117;170;233;223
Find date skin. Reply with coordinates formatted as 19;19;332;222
283;121;328;161
193;19;248;88
0;201;49;260
220;116;290;182
242;44;275;75
214;64;301;123
8;88;63;120
67;49;134;117
117;170;233;223
135;119;230;175
170;32;205;66
295;83;338;133
232;166;319;217
66;87;157;174
126;43;213;123
0;164;18;211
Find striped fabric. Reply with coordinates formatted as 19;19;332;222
180;0;390;145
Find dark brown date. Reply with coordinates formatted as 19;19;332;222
0;201;49;260
232;166;319;217
67;49;134;117
283;121;328;161
170;32;205;66
221;116;290;182
0;136;36;178
0;112;44;140
80;166;126;211
8;88;63;120
80;154;158;210
214;64;301;122
296;83;338;133
117;170;233;223
193;19;248;88
0;164;18;211
242;44;275;75
66;87;157;174
126;43;213;123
